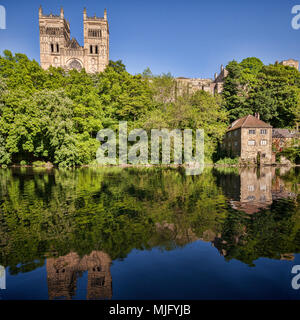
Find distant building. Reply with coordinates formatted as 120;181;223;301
175;64;229;96
272;128;299;152
222;114;273;164
279;59;299;70
39;6;109;73
176;59;300;97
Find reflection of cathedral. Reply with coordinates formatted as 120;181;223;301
47;251;112;300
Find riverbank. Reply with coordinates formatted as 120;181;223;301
1;162;299;169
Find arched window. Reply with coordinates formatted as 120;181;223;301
56;44;59;53
90;45;93;54
95;45;98;54
51;44;54;53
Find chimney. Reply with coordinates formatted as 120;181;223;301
255;112;260;120
104;8;107;20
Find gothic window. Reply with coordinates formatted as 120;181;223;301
46;27;60;36
56;44;59;53
90;45;93;54
91;277;105;287
95;45;98;54
67;59;83;71
88;29;101;38
51;44;54;53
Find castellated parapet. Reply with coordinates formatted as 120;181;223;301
39;6;109;73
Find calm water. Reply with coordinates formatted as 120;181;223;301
0;166;299;300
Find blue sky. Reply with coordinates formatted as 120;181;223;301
0;0;299;78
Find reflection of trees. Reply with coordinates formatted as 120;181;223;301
0;167;227;273
0;167;299;273
213;198;300;266
213;167;300;266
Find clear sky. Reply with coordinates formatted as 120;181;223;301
0;0;299;78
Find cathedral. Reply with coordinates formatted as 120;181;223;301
39;6;109;73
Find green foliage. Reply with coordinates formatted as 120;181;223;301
138;87;228;162
0;51;154;166
215;157;239;165
32;161;47;167
279;146;300;164
223;57;300;128
0;51;229;166
0;167;298;271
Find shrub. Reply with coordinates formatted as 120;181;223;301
215;157;239;165
32;161;47;167
20;160;27;166
279;147;300;164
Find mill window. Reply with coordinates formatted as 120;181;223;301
248;140;255;146
260;129;267;134
249;129;256;134
260;140;267;146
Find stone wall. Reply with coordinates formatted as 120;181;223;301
240;127;272;164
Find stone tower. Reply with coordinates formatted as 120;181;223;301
39;6;109;73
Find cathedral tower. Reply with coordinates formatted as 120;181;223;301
39;6;109;73
83;8;109;73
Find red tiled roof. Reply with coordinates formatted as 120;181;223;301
227;115;272;132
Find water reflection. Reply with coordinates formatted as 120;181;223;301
47;251;112;300
218;167;297;214
0;167;298;299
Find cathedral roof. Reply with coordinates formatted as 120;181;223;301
67;38;82;49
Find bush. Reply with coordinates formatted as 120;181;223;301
279;147;300;164
20;160;27;166
32;161;47;167
215;157;239;165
